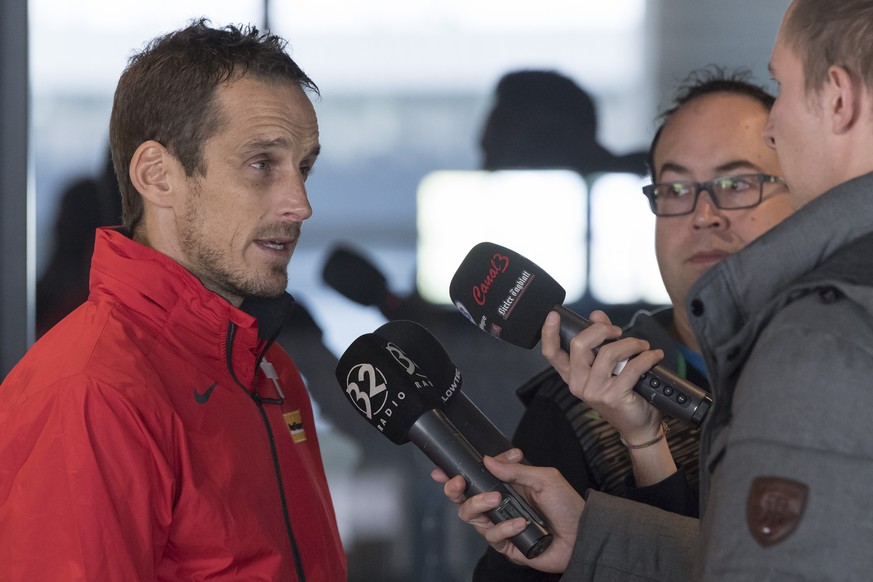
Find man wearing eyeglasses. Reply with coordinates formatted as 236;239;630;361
443;0;873;579
467;69;793;582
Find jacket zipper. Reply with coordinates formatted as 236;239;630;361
225;321;307;582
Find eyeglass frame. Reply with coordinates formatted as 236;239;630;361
641;173;786;217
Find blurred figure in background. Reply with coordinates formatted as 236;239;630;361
480;69;647;176
481;69;651;326
36;151;121;337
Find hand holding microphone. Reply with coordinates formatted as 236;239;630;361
449;242;711;427
335;332;553;558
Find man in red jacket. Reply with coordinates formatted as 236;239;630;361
0;19;346;581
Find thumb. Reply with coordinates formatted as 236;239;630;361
483;454;539;487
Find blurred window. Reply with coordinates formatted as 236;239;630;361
416;170;588;304
415;170;669;308
589;172;669;305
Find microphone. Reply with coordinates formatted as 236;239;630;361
335;333;553;559
373;319;515;458
321;244;403;319
449;242;712;427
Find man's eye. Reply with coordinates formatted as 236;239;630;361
251;160;270;171
665;183;691;197
717;177;752;192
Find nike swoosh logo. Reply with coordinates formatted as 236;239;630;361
194;382;218;404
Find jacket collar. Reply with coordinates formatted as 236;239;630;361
240;293;296;343
687;170;873;387
89;227;295;382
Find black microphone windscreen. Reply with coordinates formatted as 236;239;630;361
373;320;462;405
449;242;566;349
322;245;389;307
374;319;515;457
335;333;436;445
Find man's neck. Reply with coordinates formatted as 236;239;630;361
671;307;701;353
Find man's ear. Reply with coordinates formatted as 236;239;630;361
129;140;180;208
826;65;862;135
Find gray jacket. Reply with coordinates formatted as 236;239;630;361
564;171;873;581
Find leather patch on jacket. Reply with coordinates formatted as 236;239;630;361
746;476;808;547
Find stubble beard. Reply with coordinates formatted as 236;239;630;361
180;193;292;301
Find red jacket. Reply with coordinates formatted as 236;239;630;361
0;228;347;581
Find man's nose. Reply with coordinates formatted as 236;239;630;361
280;175;313;221
691;189;725;228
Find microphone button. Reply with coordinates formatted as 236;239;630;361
662;385;674;397
495;496;530;524
649;376;661;389
676;393;688;404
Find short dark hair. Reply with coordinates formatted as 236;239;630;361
109;18;318;233
647;67;775;181
784;0;873;96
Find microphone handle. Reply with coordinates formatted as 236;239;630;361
553;305;712;427
379;292;404;320
408;409;553;559
442;392;515;458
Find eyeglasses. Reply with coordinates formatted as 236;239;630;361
642;173;786;217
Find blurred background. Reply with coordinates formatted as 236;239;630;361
1;0;791;579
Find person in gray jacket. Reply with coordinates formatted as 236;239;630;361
441;0;873;579
472;70;794;582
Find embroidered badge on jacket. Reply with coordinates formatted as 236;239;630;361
746;475;808;547
284;410;307;443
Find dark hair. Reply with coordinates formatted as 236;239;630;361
109;18;319;233
784;0;873;95
647;67;775;181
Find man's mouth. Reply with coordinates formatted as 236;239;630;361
253;224;301;256
260;239;289;250
689;250;730;264
254;238;296;255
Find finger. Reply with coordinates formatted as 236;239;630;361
587;309;613;325
482;455;557;491
430;467;449;485
540;311;566;362
587;337;651;377
619;348;665;379
573;344;662;404
492;448;524;463
438;450;523;489
482;516;529;545
443;475;469;504
567;322;624;360
457;490;503;524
